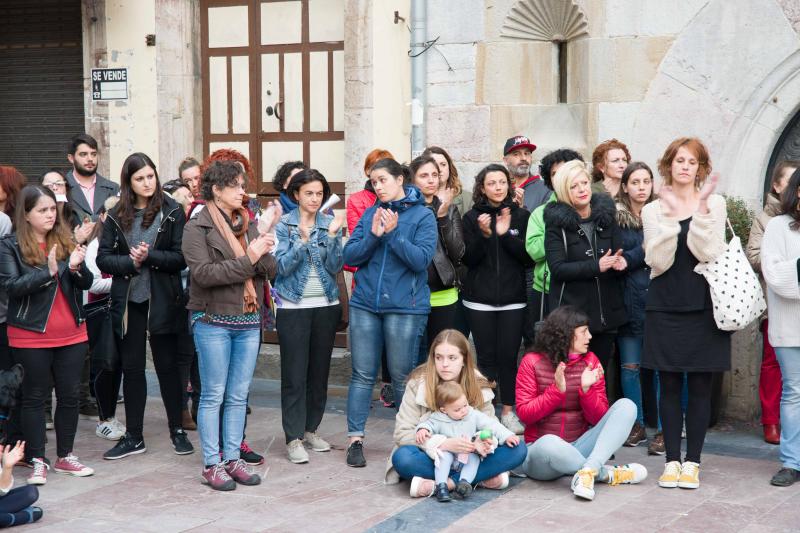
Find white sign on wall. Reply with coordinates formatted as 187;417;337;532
91;68;128;100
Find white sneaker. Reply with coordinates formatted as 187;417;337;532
303;431;331;452
96;418;125;441
500;412;525;435
605;463;648;485
112;417;127;434
287;439;309;464
571;468;596;500
409;476;434;497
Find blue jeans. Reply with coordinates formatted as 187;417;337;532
193;321;261;465
775;347;800;470
522;399;636;481
618;336;644;425
347;308;426;436
392;442;527;483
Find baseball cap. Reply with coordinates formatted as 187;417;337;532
503;135;537;155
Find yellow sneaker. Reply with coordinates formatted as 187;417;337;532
678;461;700;489
658;461;681;488
571;468;597;500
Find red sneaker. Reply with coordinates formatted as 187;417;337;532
26;458;49;485
54;454;94;477
225;459;261;486
202;463;236;491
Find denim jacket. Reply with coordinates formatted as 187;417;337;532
274;209;343;303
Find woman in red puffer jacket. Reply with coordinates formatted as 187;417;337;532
515;305;646;501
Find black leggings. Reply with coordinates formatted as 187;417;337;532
0;323;24;445
93;367;122;421
465;306;524;406
13;342;86;460
102;301;184;439
0;485;40;527
660;370;713;463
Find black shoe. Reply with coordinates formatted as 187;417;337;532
79;402;99;420
455;480;473;499
103;433;147;460
346;440;366;467
770;467;799;487
171;429;195;455
246;404;252;415
380;383;395;408
240;441;264;465
434;482;452;502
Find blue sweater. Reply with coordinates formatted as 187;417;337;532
343;185;437;315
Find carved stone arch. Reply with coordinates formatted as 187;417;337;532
500;0;588;42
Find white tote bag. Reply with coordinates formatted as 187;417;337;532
694;220;766;331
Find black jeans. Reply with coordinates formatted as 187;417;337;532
660;370;713;463
115;300;185;440
465;306;525;406
13;342;86;460
176;328;199;412
522;268;537;349
277;304;340;443
0;323;24;445
589;331;618;401
93;367;122;421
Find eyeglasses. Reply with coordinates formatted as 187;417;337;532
43;181;66;189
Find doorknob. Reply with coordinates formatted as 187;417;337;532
275;99;284;121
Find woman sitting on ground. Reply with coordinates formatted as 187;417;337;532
387;329;527;497
516;306;646;501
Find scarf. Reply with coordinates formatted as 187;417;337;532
206;201;258;313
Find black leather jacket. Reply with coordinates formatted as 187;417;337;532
0;236;92;333
425;198;465;291
96;197;187;337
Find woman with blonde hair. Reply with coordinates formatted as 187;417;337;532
642;137;729;489
387;329;526;497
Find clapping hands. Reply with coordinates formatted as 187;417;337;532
598;248;627;272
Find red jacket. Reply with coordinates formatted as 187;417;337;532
515;351;608;444
344;188;377;273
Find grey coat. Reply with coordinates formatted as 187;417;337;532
416;407;515;442
66;170;120;226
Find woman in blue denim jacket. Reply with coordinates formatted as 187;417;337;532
614;162;654;448
342;157;438;468
274;169;345;465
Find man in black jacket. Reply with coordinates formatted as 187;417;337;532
66;134;120;226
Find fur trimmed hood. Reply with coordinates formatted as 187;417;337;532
543;192;617;230
615;202;642;230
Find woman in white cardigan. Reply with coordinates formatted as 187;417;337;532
761;167;800;487
641;138;729;490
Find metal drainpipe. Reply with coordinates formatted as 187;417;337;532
410;0;426;157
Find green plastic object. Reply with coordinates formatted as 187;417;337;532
479;429;492;440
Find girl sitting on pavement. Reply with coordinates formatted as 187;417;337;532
387;329;527;497
516;306;647;501
416;381;519;502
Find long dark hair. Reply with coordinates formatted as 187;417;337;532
615;161;655;214
370;158;408;181
781;167;800;231
409;155;438;180
14;185;74;265
40;168;76;228
472;164;513;205
422;146;461;195
116;152;163;232
532;306;590;365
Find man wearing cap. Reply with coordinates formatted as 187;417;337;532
503;135;549;350
503;135;550;213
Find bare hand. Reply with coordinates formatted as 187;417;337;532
73;221;95;245
436;188;453;218
1;441;24;469
495;208;512;236
381;209;399;234
298;224;310;243
129;242;149;268
477;213;492;238
581;363;603;393
327;212;345;236
258;201;283;234
612;250;628;271
513;187;525;208
598;249;615;272
658;186;678;218
370;208;385;237
415;428;430;445
47;245;58;276
473;437;492;457
554;362;566;393
441;436;476;454
698;172;719;203
505;435;520;447
246;233;273;264
69;244;86;269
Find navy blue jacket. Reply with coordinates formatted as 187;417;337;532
343;185;437;315
616;203;650;337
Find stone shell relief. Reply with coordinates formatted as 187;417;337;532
500;0;589;42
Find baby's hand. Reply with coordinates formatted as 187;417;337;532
415;428;430;445
505;435;520;447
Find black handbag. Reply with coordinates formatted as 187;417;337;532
84;297;118;372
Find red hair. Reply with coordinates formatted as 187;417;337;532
201;149;254;182
363;149;394;177
658;137;712;186
591;139;631;182
0;166;27;216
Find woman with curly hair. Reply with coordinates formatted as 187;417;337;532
516;305;645;501
0;166;26;217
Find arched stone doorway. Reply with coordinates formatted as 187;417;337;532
766;108;800;198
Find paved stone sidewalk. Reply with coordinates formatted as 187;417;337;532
17;375;795;532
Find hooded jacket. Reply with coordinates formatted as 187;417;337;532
616;202;650;337
343;185;437;315
543;193;626;332
461;199;533;306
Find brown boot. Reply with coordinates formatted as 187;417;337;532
182;409;197;431
624;422;647;447
764;424;780;445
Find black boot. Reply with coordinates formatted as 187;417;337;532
455;480;473;499
434;482;452;502
771;468;799;487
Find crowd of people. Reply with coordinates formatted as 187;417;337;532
0;129;796;525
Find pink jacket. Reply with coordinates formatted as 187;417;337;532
515;351;608;444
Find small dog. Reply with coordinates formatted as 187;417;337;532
0;364;24;443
